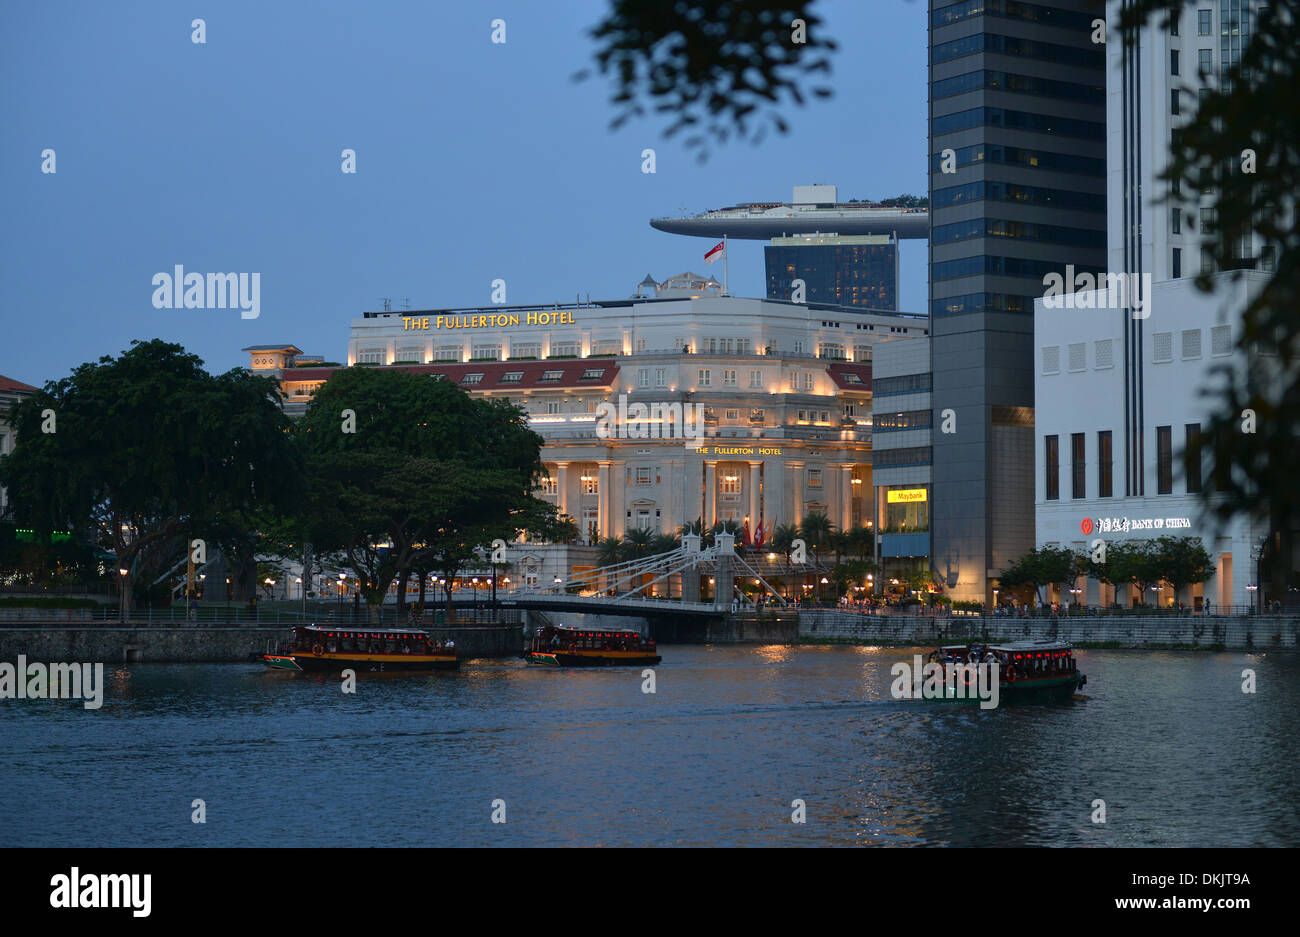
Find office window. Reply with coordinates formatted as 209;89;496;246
1198;48;1212;73
698;369;711;387
1171;88;1180;115
1171;207;1181;234
1185;423;1203;493
1098;430;1113;498
1157;426;1173;494
1045;436;1060;500
1071;433;1086;499
724;409;739;421
1182;329;1202;359
655;368;666;387
471;344;500;361
433;346;460;362
1171;49;1180;75
1198;8;1211;35
749;369;763;388
635;467;652;485
1173;247;1182;278
723;369;737;386
807;468;822;489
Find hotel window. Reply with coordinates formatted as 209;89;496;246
793;340;804;354
1171;89;1180;115
724;409;739;420
1095;339;1114;369
580;369;605;381
1211;325;1232;356
396;346;424;363
749;369;762;388
541;476;558;496
358;349;384;364
636;338;646;352
1045;435;1060;500
750;408;765;424
698;369;711;387
1071;433;1086;499
511;342;540;359
1185;423;1203;493
1181;329;1202;359
434;346;460;362
1171;207;1181;234
807;468;822;489
499;371;523;384
1171;49;1180;76
854;344;872;362
539;369;563;382
638;368;649;387
818;342;845;360
462;373;483;385
723;369;737;386
721;474;741;495
550;342;579;357
635;467;652;485
582;475;599;494
547;401;561;414
789;372;799;391
1172;247;1182;279
592;340;620;356
734;339;749;355
1198;8;1211;35
1157;426;1174;494
655;368;666;387
1153;332;1173;363
1098;430;1113;498
797;410;808;422
471;344;500;361
803;373;814;391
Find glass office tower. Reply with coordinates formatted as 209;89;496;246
765;235;900;309
928;0;1108;604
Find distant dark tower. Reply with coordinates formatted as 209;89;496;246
765;234;900;309
928;0;1108;605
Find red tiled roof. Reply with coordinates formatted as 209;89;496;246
0;374;38;393
826;362;872;391
279;358;620;391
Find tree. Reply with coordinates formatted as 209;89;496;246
581;0;836;157
999;546;1079;606
0;340;301;616
1106;541;1163;607
798;511;834;560
1153;536;1215;605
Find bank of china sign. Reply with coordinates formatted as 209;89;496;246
1080;516;1193;535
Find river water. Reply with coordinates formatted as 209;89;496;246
2;645;1296;846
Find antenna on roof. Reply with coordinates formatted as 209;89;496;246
401;298;411;310
380;297;392;312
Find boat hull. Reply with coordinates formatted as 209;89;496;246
263;653;458;673
526;651;661;667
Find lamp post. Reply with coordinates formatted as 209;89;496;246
118;568;129;622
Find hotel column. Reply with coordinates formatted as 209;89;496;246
762;459;782;532
841;465;854;529
748;461;761;532
556;462;570;520
597;461;612;539
705;460;717;526
786;460;804;527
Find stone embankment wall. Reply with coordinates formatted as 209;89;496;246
798;610;1299;650
0;623;523;662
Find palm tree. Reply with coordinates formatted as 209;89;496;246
621;527;654;560
799;511;835;561
596;536;623;568
771;523;799;558
650;532;679;555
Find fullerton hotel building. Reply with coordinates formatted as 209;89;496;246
247;272;927;548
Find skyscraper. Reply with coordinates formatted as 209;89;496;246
928;0;1108;604
765;234;901;309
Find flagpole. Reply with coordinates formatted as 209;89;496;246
722;234;729;296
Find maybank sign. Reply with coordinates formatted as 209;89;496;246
887;488;927;503
402;311;577;330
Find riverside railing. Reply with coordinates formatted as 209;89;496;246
0;605;523;626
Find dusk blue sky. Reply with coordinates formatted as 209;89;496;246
1;0;929;386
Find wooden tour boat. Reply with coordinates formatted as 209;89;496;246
525;624;661;667
263;624;458;673
928;640;1086;703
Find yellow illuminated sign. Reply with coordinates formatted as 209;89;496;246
887;488;927;503
402;311;577;330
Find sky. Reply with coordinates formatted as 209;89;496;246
0;0;930;386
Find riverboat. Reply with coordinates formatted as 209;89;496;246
263;624;458;673
928;640;1086;703
525;624;661;667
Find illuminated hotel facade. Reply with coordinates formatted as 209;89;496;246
253;275;929;545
